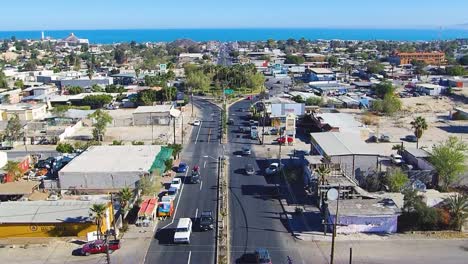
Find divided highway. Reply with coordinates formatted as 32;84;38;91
145;98;222;264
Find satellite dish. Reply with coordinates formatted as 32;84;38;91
327;188;339;201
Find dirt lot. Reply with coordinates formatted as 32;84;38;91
71;104;201;144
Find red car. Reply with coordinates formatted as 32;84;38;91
81;239;120;256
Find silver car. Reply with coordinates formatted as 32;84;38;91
245;164;255;175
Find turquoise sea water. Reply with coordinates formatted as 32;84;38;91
0;28;467;44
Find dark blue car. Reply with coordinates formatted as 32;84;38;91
177;162;188;173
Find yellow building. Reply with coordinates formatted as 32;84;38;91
0;200;114;238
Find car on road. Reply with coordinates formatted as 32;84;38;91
242;146;251;155
174;218;192;244
170;178;182;190
405;135;418;142
166;187;178;200
245;164;255;175
81;239;120;256
228;118;234;125
255;248;272;264
190;170;200;184
391;154;403;165
265;163;282;175
199;210;214;231
193;120;201;126
177;163;188;173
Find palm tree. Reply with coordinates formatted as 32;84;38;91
316;165;331;185
444;194;468;232
119;187;133;212
392;144;405;155
3;161;22;181
410;116;428;149
90;203;108;239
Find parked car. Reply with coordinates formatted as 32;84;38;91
391;154;403;165
379;134;390;142
177;163;188;173
405;135;418;142
199;210;214;231
167;187;178;200
193;120;201;126
81;239;120;256
242;146;251;155
174;218;192;244
255;248;272;264
170;178;182;190
245;164;255;175
228;118;234;125
265;163;282;175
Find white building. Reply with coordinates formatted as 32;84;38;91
416;83;446;96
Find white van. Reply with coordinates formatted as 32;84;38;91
174;218;192;244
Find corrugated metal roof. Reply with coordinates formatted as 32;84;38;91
311;132;377;156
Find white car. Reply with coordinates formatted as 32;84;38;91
170;177;182;190
174;218;192;244
391;154;403;165
193;120;201;126
265;163;283;175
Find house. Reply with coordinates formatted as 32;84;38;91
308;81;351;95
389;51;446;65
401;148;434;171
58;145;172;191
0;199;113;238
0;103;48;121
311;112;370;136
57;32;89;46
0;89;22;104
327;198;400;234
132;105;175;126
310;132;381;179
304;68;336;82
416;83;446;96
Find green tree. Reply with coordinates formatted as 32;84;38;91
5;114;22;141
111;140;123;145
459;54;468;65
410;116;428;149
82;94;113;109
89;203;107;239
88;109;113;141
247;72;265;92
91;84;104;92
139;175;158;196
446;65;466;76
327;56;338;67
316;165;331;185
167;143;183;159
373;81;395;99
266;39;277;49
430;137;468;191
13;79;24;89
186;70;211;93
105;84;126;93
164;159;174;172
131;141;144;145
284;54;305;65
387;168;409;192
51;105;70;117
119;187;133;215
366;60;384;74
305;96;323;106
67;86;84;95
114;46;127;64
0;70;8;88
444;194;468;231
372;94;402;115
392;144;405;155
2;161;22;181
56;143;74;153
291;95;305;103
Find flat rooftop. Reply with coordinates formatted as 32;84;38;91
133;105;173;114
328;198;400;217
309;68;334;74
0;181;39;195
311;132;379;156
0;200;108;223
59;145;161;173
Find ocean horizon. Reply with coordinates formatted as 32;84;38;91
0;28;467;44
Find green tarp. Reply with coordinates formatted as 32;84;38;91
149;146;173;174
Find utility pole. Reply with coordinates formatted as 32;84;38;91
110;193;117;240
349;247;353;264
190;87;194;118
105;232;111;264
181;114;184;145
330;186;341;264
150;112;154;144
173;117;176;145
261;103;266;145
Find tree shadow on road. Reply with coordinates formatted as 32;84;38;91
154;228;175;245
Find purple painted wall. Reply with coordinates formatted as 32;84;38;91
328;215;398;234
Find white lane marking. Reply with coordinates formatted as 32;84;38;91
194;121;203;144
199;180;203;191
195;208;198;218
203;160;207;168
187;251;192;264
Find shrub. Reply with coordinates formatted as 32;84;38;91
131;141;144;145
56;143;74;153
82;94;113;109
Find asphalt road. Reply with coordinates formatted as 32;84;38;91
145;98;222;264
5;150;59;160
228;99;308;264
217;43;232;66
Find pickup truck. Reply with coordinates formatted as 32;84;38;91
81;239;120;256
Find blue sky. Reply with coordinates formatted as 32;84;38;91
1;0;467;30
